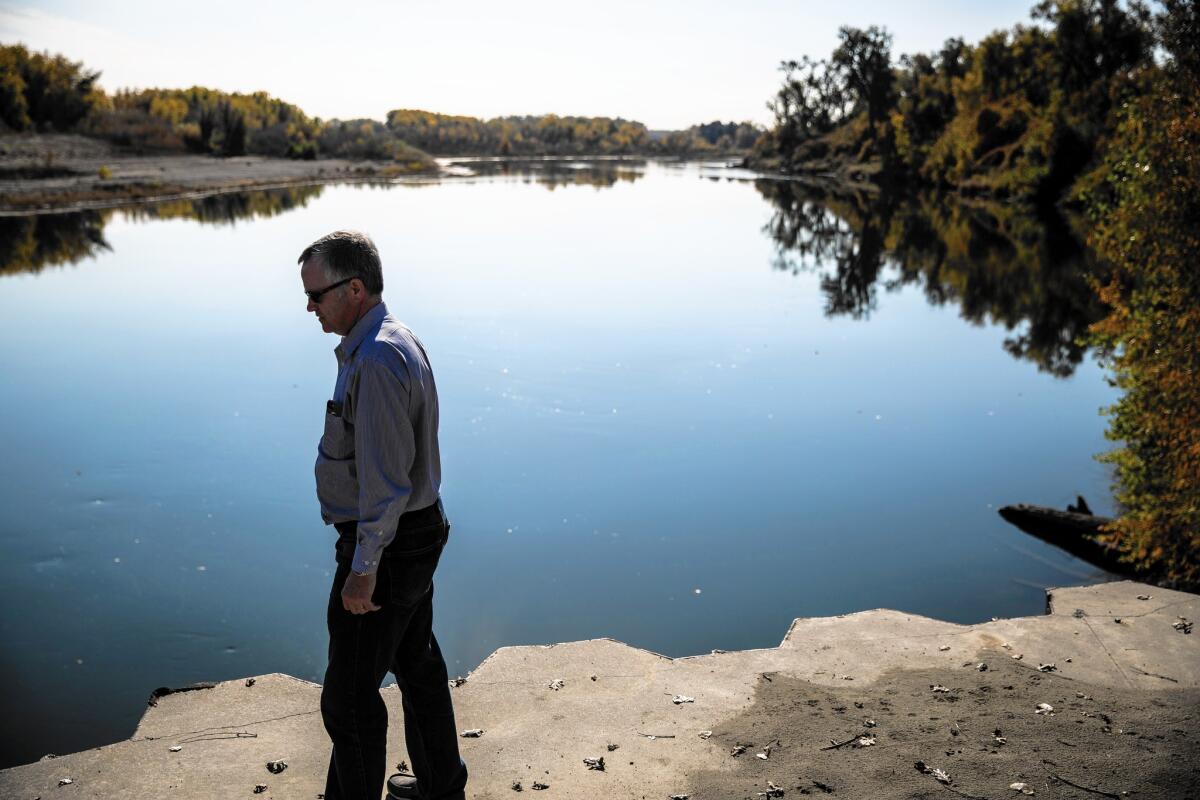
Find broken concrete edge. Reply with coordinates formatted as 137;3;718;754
143;672;320;708
135;578;1159;702
469;637;674;678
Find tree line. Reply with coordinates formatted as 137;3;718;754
757;0;1198;588
0;44;760;160
755;0;1159;204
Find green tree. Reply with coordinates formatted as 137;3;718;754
830;26;895;131
0;44;102;131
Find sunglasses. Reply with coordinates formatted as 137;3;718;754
305;276;354;304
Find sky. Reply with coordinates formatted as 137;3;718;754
1;0;1037;130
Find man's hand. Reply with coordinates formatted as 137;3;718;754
341;571;381;614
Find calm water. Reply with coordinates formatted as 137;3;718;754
0;160;1119;767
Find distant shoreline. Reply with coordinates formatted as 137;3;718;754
0;134;759;216
0;134;442;216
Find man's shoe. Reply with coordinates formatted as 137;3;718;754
387;774;421;799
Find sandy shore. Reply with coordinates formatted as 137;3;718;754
0;134;435;215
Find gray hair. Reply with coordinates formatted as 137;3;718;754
298;230;384;296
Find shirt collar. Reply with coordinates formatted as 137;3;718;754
335;301;388;363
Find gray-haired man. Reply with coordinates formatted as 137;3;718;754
299;230;467;800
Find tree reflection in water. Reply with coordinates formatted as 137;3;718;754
757;179;1110;377
0;162;644;277
0;185;326;276
3;170;1107;378
443;158;646;191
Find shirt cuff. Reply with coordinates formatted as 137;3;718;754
351;542;383;575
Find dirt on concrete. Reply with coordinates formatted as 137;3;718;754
686;654;1199;800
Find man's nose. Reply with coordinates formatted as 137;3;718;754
307;298;318;312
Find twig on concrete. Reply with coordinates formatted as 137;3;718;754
820;733;866;751
1130;666;1179;683
636;732;676;739
1042;760;1122;798
178;731;258;744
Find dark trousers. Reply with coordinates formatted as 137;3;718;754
321;500;468;800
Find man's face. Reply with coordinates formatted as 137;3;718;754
301;258;359;335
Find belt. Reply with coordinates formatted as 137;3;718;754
334;498;445;539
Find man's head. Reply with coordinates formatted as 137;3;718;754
298;230;384;335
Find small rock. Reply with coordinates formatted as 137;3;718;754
449;677;467;687
511;781;523;791
1012;654;1024;660
1010;782;1035;794
759;782;785;798
855;736;876;747
1136;594;1151;600
532;782;549;791
669;795;690;800
460;729;484;738
730;744;748;757
1173;618;1193;634
606;743;619;752
583;756;605;771
672;695;694;705
1038;663;1057;672
253;786;268;794
1036;703;1054;715
865;719;876;728
266;760;287;774
977;663;988;672
245;678;256;687
698;730;713;739
938;646;950;652
548;679;565;691
58;778;73;786
930;685;950;693
169;745;182;752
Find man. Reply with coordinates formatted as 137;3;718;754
300;230;467;800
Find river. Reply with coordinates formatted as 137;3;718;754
0;158;1119;767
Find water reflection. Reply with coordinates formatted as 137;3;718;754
442;157;646;190
2;166;1107;378
0;185;325;276
757;180;1110;377
121;184;325;226
0;211;110;276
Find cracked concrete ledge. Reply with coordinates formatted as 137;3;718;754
1;579;1196;799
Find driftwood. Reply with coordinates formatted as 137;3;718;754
997;503;1134;576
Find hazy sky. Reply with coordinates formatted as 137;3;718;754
2;0;1036;129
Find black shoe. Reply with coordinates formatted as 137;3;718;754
387;774;421;799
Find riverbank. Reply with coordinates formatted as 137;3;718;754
0;134;436;216
1;579;1195;799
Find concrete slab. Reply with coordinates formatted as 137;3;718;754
2;579;1196;799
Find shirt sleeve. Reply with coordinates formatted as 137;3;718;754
350;356;415;574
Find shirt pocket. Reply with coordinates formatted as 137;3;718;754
319;407;355;460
